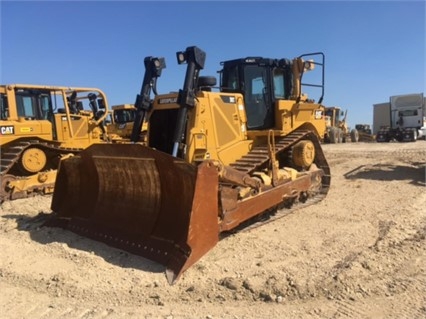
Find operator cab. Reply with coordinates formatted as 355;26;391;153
114;108;136;124
220;57;293;130
14;89;54;121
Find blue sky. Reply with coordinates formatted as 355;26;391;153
1;1;425;127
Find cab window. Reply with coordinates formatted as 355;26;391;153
16;94;37;118
114;109;136;124
0;93;8;120
273;68;285;99
39;94;51;120
15;90;53;120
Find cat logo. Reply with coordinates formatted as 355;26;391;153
0;126;14;135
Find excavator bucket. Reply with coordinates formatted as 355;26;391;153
50;143;219;284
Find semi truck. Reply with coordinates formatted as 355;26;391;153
376;93;425;142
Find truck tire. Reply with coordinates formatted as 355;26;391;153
412;129;418;142
337;128;343;143
350;129;359;142
329;127;338;143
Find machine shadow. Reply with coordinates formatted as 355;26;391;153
3;212;164;274
344;162;426;186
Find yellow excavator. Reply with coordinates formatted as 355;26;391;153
49;46;330;284
0;84;109;201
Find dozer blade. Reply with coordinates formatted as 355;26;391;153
50;144;219;284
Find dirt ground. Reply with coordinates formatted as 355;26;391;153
1;141;425;319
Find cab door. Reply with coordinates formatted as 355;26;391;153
14;90;53;140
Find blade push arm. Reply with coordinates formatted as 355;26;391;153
130;56;166;143
172;46;206;157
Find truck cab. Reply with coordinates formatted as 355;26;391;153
377;93;425;142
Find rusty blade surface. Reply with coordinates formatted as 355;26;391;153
50;144;219;283
166;161;219;284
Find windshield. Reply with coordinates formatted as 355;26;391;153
398;109;418;117
114;109;136;124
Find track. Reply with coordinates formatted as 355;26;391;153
226;128;331;232
0;139;83;202
231;129;329;179
230;129;331;197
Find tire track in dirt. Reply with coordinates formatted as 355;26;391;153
16;304;115;319
4;293;121;319
320;204;426;319
331;299;369;319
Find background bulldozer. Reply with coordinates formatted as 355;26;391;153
0;84;109;201
355;124;374;142
106;104;148;143
49;46;331;284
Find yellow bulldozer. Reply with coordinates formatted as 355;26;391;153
49;46;330;284
106;104;148;143
1;63;164;202
355;124;375;142
0;84;110;201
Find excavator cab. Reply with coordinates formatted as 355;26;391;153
49;46;330;284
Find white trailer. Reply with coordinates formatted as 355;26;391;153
373;102;391;135
376;93;425;142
